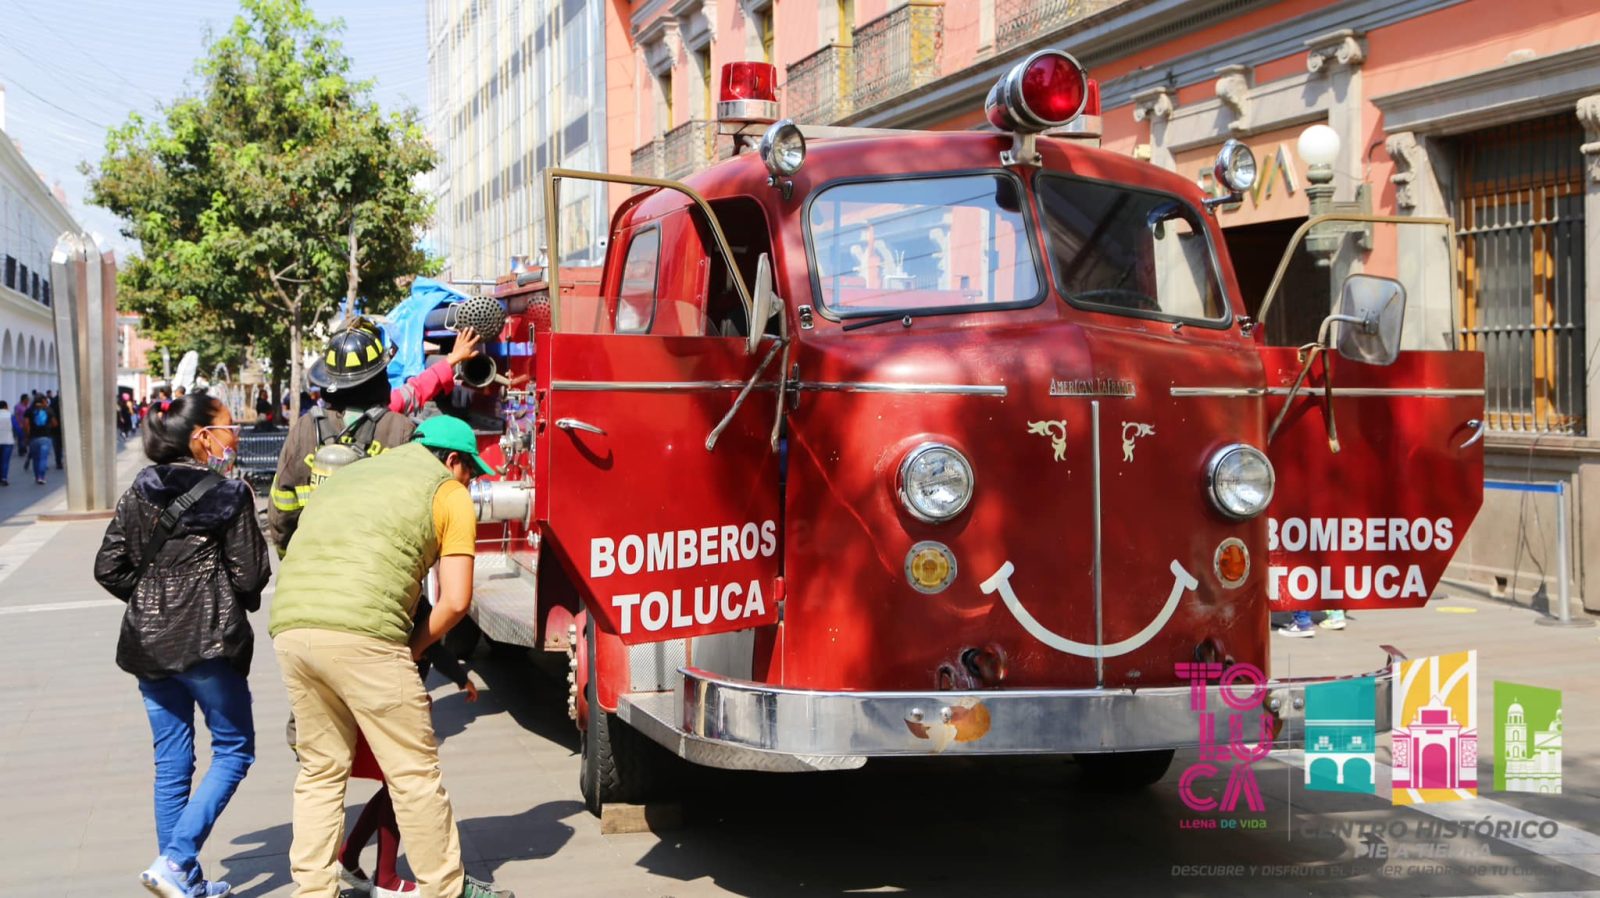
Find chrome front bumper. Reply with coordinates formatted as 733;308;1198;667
616;647;1401;772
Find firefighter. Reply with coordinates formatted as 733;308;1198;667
266;317;484;552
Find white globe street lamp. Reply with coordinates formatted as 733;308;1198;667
1298;123;1371;266
1297;124;1341;185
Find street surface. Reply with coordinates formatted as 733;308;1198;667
2;443;1598;897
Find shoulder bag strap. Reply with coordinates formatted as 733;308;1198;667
135;472;226;582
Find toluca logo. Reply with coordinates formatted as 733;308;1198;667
1174;662;1272;814
589;520;779;636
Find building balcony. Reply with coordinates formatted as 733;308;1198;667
994;0;1120;51
632;138;664;180
662;119;716;181
786;42;854;125
852;0;943;113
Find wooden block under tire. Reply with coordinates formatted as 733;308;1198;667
599;802;683;835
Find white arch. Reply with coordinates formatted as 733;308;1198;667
0;328;11;400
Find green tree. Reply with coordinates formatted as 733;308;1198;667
86;0;437;412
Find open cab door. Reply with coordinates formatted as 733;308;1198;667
533;169;785;644
1258;216;1484;611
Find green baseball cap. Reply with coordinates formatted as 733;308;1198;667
414;415;497;477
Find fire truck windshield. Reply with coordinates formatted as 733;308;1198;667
806;172;1045;319
1036;174;1227;324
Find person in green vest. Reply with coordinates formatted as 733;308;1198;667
269;416;509;898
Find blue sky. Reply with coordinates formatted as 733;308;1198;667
0;0;428;258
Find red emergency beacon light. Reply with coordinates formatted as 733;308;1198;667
717;61;779;124
985;49;1090;132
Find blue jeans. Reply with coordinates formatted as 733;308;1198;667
0;442;11;481
28;436;49;481
138;659;256;877
1293;611;1313;627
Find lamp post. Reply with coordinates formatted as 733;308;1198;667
1298;124;1371;266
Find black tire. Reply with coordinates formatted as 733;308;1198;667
578;621;666;815
1073;749;1175;791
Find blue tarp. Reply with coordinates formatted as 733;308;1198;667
384;277;469;388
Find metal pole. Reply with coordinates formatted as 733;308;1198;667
1557;483;1570;624
1536;480;1594;628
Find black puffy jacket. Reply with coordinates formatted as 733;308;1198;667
95;464;273;679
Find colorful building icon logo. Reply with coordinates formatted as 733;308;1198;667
1305;676;1376;793
1392;650;1477;805
1495;681;1562;794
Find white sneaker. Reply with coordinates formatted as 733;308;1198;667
1276;622;1316;638
340;865;375;894
374;881;419;897
139;857;192;898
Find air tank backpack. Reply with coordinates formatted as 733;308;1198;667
304;406;388;490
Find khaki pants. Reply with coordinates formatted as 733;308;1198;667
274;628;464;898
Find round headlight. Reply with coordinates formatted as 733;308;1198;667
1207;443;1274;519
1213;139;1257;193
899;443;974;523
759;119;806;177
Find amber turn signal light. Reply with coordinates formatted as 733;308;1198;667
1214;537;1250;588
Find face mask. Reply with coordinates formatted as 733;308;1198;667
206;446;237;476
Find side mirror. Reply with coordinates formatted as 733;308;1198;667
748;252;774;355
1333;274;1406;366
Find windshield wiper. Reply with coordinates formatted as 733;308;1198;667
843;312;915;332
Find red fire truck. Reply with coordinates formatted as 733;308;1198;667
449;51;1485;813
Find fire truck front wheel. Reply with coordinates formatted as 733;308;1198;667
1072;749;1175;791
579;620;669;814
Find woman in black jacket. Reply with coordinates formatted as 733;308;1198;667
95;393;271;898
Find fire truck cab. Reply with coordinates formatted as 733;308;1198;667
458;51;1486;813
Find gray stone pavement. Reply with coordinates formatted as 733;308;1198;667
2;441;1598;897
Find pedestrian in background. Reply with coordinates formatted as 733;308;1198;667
23;395;52;485
46;389;63;470
119;392;137;439
93;394;272;898
0;399;15;486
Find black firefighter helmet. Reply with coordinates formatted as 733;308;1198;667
307;317;397;391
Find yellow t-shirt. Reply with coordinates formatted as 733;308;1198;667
432;479;477;557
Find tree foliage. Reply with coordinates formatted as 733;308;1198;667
86;0;437;407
